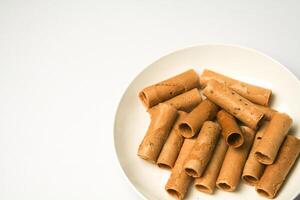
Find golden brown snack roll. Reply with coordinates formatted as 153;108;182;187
139;69;200;108
242;122;269;186
194;136;228;194
148;88;202;115
165;139;196;199
157;111;187;169
200;69;272;106
178;99;219;138
183;121;220;177
216;126;255;192
254;112;292;165
138;103;178;163
255;104;277;121
203;80;264;130
217;110;244;148
256;135;300;198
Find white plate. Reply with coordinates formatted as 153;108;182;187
113;44;300;200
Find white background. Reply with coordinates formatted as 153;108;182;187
0;1;300;199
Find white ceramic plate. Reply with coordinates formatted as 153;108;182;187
114;44;300;200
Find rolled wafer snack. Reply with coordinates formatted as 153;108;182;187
242;121;269;186
255;104;277;120
256;135;300;199
203;80;264;130
254;112;292;165
194;136;228;194
216;126;255;191
166;139;196;199
200;69;272;106
178;99;219;138
157;111;187;169
148;88;202;115
139;69;200;108
138;103;178;163
217;110;244;148
183;121;220;177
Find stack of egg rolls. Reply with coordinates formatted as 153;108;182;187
136;68;299;199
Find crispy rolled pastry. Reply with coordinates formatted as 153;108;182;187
178;99;219;138
254;112;292;165
148;88;202;115
157;111;187;169
217;110;244;148
183;121;220;177
255;104;277;120
242;122;269;186
138;103;178;163
200;69;272;106
194;136;228;194
256;135;300;199
165;139;196;199
203;80;264;130
216;126;255;191
139;69;200;108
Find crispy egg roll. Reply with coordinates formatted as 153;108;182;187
255;104;277;121
242;121;269;186
157;111;187;169
139;69;200;108
178;99;218;138
254;112;292;165
138;103;178;163
165;139;196;199
194;136;228;194
200;69;272;106
256;135;300;198
183;121;220;177
148;88;202;115
203;80;264;130
216;126;255;191
217;110;244;148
